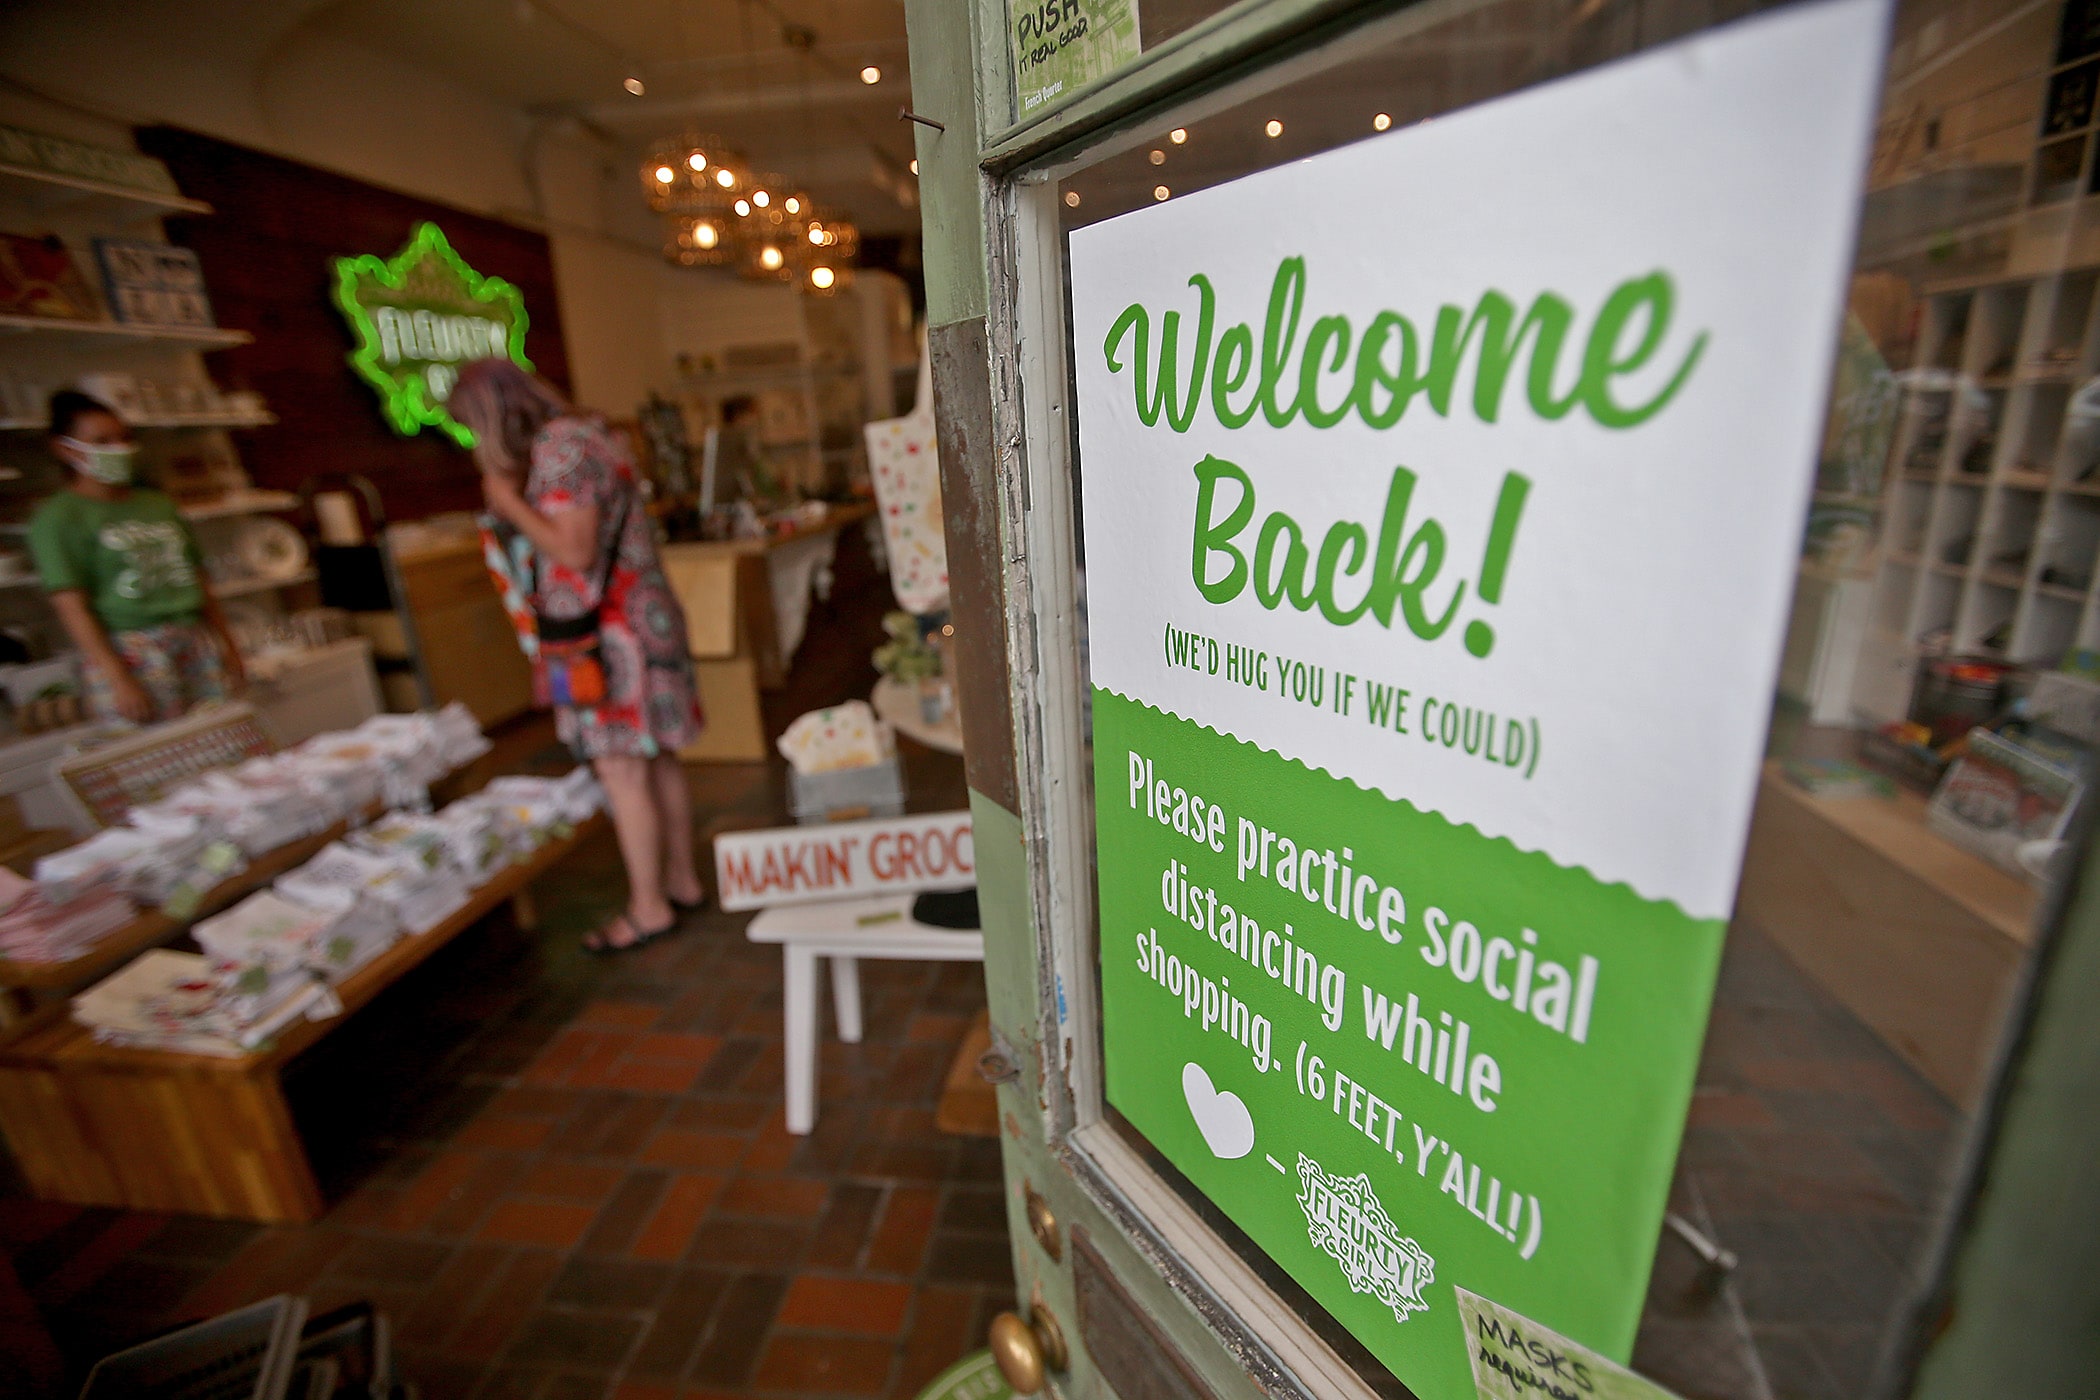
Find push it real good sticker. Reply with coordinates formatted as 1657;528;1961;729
1456;1290;1682;1400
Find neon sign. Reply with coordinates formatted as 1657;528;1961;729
332;221;531;445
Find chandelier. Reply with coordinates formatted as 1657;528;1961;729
665;212;735;267
640;132;749;214
799;205;860;294
637;87;860;291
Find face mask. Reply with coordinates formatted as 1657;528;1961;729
58;438;135;486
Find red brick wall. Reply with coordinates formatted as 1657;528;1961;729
135;126;571;523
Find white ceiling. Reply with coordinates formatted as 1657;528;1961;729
316;0;920;232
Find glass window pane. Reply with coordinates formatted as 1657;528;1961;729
1020;0;2093;1392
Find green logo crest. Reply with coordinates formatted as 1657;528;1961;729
332;221;531;446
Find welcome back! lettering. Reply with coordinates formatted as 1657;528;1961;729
1100;258;1709;657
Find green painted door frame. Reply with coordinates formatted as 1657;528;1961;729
898;2;2100;1396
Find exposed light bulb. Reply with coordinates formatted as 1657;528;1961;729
1153;185;1169;201
624;76;646;96
1149;149;1165;165
760;245;784;270
695;222;718;249
908;158;918;175
1169;128;1187;144
734;198;751;216
860;66;882;85
807;224;825;244
811;266;836;289
654;166;674;183
784;196;802;214
1373;112;1392;131
754;189;770;208
715;167;735;188
1064;190;1080;207
1264;119;1283;138
687;152;707;171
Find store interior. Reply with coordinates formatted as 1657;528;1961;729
0;0;2092;1398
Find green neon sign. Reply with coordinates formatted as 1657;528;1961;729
332;221;531;446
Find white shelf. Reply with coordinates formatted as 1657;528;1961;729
0;314;250;349
0;412;275;432
180;491;299;520
0;161;210;220
211;570;315;599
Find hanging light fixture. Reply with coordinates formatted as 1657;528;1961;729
640;131;749;214
735;175;813;282
665;213;735;266
798;204;859;295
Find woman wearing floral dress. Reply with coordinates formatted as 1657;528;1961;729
449;359;706;952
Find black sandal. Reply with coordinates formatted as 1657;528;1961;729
583;910;678;955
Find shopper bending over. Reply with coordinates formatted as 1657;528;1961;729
30;390;245;723
448;358;707;952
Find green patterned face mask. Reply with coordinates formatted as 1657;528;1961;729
57;437;136;486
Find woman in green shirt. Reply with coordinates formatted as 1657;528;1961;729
29;391;244;724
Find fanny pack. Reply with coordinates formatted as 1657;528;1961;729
533;492;628;710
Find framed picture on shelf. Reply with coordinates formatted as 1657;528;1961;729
93;238;215;329
0;232;100;320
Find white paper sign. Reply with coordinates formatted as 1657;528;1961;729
714;811;975;910
1069;0;1887;921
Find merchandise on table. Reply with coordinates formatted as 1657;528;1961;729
191;889;336;993
0;865;137;965
70;948;334;1056
283;839;469;936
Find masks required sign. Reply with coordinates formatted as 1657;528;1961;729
1071;1;1888;1393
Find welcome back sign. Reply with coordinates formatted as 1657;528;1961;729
1071;1;1888;1392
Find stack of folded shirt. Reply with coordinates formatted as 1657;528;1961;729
84;811;220;906
0;865;136;965
72;948;329;1056
410;800;513;882
191;890;336;1018
291;839;470;936
480;770;606;845
271;875;401;978
431;702;493;770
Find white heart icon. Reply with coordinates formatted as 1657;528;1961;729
1182;1061;1255;1159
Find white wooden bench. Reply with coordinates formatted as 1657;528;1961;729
745;892;983;1133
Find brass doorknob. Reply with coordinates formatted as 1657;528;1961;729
987;1304;1068;1394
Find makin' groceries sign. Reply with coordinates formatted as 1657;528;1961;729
714;811;973;911
1072;2;1887;1396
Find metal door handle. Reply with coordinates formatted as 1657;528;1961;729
987;1303;1068;1394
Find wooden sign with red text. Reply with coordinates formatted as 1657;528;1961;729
714;810;975;911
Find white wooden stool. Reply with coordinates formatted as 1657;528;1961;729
745;892;984;1133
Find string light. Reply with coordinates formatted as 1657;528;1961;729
1170;128;1187;144
1373;112;1392;131
686;152;707;171
1149;149;1165;165
1265;119;1283;138
860;65;882;84
654;166;674;184
1153;185;1169;201
624;76;646;95
811;266;836;289
734;198;751;216
714;167;736;188
760;245;784;271
909;159;918;175
1064;190;1080;207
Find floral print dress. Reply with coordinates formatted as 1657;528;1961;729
526;417;704;759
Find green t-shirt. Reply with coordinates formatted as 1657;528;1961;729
28;488;205;634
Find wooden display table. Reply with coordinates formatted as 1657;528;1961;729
0;813;605;1222
1736;762;2038;1109
871;676;963;756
